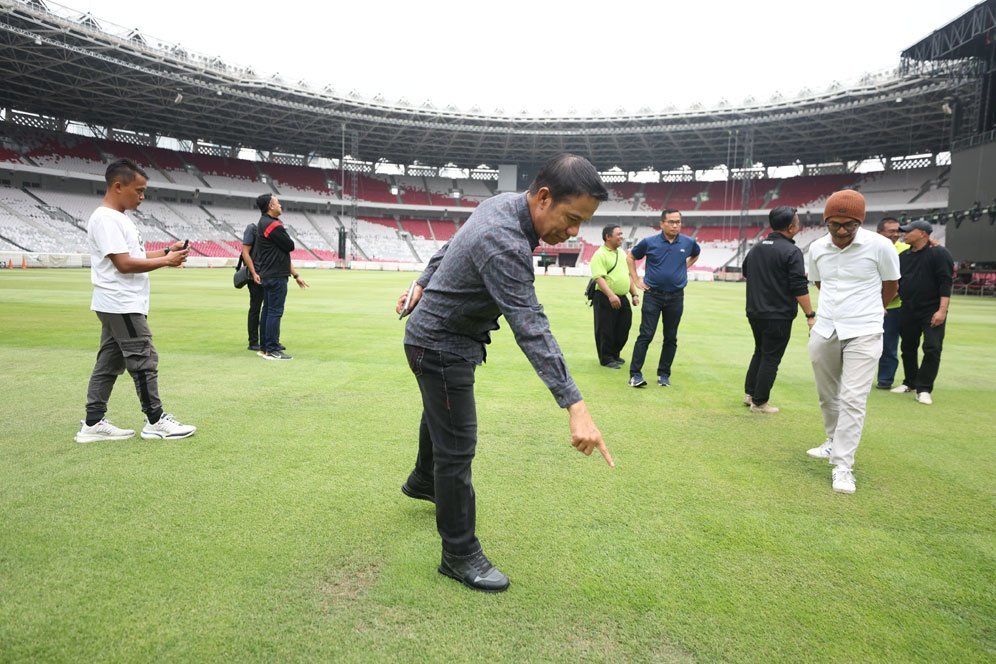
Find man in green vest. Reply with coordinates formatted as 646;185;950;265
590;224;639;368
875;217;909;389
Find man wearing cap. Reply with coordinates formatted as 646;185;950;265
890;219;954;405
805;190;900;494
874;217;909;389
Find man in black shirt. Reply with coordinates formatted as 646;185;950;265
741;206;816;413
252;194;308;360
891;220;954;405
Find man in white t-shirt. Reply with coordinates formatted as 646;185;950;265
805;190;900;494
75;158;197;443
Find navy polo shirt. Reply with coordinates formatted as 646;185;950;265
630;232;701;291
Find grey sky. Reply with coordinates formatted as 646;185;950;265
68;0;976;114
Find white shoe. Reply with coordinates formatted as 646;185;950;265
890;385;913;394
74;419;135;443
141;413;197;440
750;402;779;414
806;439;832;459
916;391;933;405
743;394;752;407
832;467;856;494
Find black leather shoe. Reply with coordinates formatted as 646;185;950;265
401;480;435;504
439;549;509;593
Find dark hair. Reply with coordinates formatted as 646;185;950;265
877;216;900;231
527;153;608;203
769;206;798;231
602;224;620;241
104;158;147;186
256;193;274;214
661;208;681;220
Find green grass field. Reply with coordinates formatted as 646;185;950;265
1;268;993;662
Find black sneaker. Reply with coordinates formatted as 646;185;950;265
263;350;293;361
658;375;671;387
629;373;647;388
401;480;435;504
439;549;510;593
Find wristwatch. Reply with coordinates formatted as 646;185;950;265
805;311;817;319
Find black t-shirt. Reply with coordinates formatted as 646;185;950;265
899;244;954;315
743;232;809;319
253;214;295;279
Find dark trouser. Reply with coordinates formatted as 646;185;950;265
743;317;793;406
877;307;901;387
405;344;481;556
899;309;945;393
592;290;632;365
260;276;288;353
247;279;264;346
85;312;162;423
630;289;684;378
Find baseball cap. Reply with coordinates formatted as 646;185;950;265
898;219;933;234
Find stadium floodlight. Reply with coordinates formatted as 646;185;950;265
389;185;399;196
173;91;183;104
34;36;42;45
969;201;982;222
450;190;462;199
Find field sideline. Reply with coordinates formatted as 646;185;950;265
1;268;993;662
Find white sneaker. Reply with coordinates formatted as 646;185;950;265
141;413;196;440
806;439;832;459
890;385;913;394
74;419;135;443
750;402;779;414
743;394;752;407
832;467;856;494
916;391;933;405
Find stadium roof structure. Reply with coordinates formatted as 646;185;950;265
0;0;985;171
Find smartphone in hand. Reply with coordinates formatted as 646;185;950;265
399;280;417;320
182;239;189;249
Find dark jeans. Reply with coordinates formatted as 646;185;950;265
899;309;945;393
247;279;264;346
877;307;901;387
404;344;481;556
592;291;632;365
260;276;288;353
743;317;793;406
630;289;684;378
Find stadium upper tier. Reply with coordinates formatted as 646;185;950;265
0;0;977;170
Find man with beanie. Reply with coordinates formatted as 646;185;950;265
253;194;308;361
890;219;954;405
805;190;900;494
741;206;816;414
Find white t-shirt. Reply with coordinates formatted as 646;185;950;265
87;206;150;314
807;227;900;340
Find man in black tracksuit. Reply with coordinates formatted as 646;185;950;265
741;206;816;413
252;194;307;360
893;219;954;404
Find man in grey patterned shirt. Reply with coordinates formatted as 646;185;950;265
395;154;615;592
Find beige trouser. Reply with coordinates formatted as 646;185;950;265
808;331;882;471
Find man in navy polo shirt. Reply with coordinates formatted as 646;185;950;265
626;208;701;387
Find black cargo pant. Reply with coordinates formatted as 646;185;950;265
744;317;793;406
592;290;632;365
247;279;264;346
404;344;481;556
85;312;161;423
